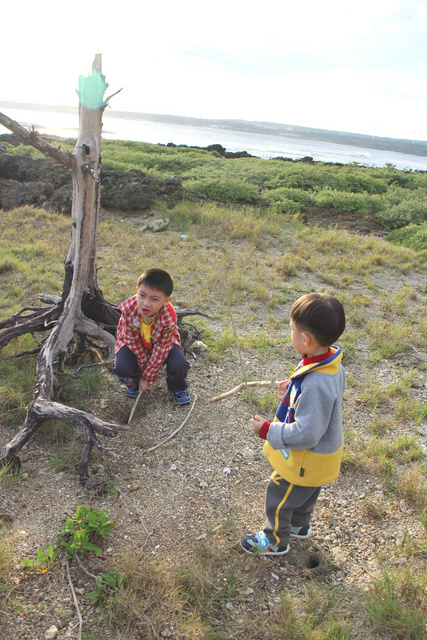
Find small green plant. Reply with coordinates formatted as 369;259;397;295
61;527;103;558
58;505;115;558
22;545;58;573
87;568;125;606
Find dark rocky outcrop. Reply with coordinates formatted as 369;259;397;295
166;141;255;159
0;136;184;214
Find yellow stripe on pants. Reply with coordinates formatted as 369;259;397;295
273;481;294;546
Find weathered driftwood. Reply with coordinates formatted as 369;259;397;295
0;55;124;483
208;380;281;403
0;55;207;483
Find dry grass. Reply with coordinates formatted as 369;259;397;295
0;201;426;640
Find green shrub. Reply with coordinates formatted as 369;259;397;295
313;188;383;214
269;199;303;214
262;186;311;205
376;197;427;230
185;177;258;203
387;223;427;251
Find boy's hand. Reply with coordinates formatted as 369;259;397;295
278;379;290;393
138;379;149;393
250;415;265;435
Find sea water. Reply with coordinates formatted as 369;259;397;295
1;106;427;171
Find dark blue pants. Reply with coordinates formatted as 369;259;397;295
113;344;190;392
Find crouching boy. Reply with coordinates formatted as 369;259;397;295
113;268;191;405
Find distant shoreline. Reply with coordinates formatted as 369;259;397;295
1;101;426;158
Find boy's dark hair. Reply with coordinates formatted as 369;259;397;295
291;293;345;346
137;269;174;296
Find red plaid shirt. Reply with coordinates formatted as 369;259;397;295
115;296;181;385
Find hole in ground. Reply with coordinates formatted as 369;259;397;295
306;555;320;569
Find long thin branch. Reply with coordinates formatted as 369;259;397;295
0;111;74;168
208;380;280;403
144;394;197;453
0;306;53;330
0;306;61;349
66;560;83;640
75;554;98;580
113;486;153;550
127;391;143;425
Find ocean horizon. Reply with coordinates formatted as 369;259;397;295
1;106;427;172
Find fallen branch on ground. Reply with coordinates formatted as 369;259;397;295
66;560;83;640
208;380;281;403
144;394;197;453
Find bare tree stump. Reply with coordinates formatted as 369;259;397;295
0;56;127;483
0;56;207;483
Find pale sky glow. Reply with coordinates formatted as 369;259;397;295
2;0;426;140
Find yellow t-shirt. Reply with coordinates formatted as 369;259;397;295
140;314;157;349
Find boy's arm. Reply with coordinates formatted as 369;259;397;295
267;374;338;450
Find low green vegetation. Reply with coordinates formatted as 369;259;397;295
3;137;427;250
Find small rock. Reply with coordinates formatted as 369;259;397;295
242;447;254;459
129;481;140;492
147;218;170;232
100;399;109;409
45;626;58;640
193;340;208;353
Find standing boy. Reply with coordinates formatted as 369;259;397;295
113;268;191;405
241;292;346;555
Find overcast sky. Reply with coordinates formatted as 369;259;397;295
2;0;426;140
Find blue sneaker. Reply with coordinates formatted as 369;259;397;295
240;531;289;556
126;387;139;398
173;390;191;405
290;525;312;539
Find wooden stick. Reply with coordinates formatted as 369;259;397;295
66;560;83;640
208;380;280;403
144;394;197;453
127;390;143;424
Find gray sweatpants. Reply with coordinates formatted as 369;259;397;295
264;471;322;547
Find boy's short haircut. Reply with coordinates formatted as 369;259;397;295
137;269;174;297
291;293;345;346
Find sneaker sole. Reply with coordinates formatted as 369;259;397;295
290;529;312;539
240;541;289;556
